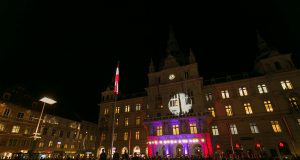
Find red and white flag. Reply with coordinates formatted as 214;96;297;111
114;63;119;95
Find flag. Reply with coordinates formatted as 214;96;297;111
114;63;119;95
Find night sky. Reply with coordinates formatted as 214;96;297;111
1;1;299;123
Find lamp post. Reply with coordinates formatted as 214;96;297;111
30;97;56;158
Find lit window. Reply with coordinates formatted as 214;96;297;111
0;123;5;131
136;104;141;111
281;80;293;90
113;133;117;141
249;123;259;134
79;134;82;139
3;108;10;117
125;105;130;112
24;129;29;134
157;126;162;136
17;112;24;119
289;97;300;111
135;131;140;140
225;105;233;116
125;117;129;126
38;142;44;148
205;93;213;101
48;141;53;147
90;135;93;141
64;144;68;149
116;118;119;126
230;124;238;135
264;100;274;112
221;90;230;99
239;87;248;96
298;119;300;125
104;108;109;115
71;145;75;149
208;107;215;117
11;125;20;133
172;125;179;135
190;123;197;134
136;116;140;125
169;94;179;109
56;142;61;148
101;133;106;141
212;125;219;135
271;121;282;133
258;84;268;94
115;107;120;114
244;103;253;114
124;132;128;141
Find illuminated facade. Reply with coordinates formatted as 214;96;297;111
0;93;98;159
98;30;300;158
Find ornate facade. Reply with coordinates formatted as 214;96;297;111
98;30;300;158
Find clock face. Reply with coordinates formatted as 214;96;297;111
169;74;175;80
168;92;192;115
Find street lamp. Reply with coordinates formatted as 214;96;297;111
33;97;56;140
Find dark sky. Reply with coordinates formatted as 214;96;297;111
1;0;299;123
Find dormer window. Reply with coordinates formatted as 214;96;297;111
281;80;293;90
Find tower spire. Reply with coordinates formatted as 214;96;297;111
149;58;155;73
189;48;196;63
166;24;180;55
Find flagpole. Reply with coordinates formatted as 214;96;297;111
111;95;117;160
111;62;119;160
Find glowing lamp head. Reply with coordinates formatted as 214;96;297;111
235;144;240;148
201;138;205;142
256;143;261;148
216;144;221;149
40;97;56;104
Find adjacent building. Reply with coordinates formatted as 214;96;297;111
0;91;98;159
98;29;300;158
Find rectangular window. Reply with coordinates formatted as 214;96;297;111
190;123;197;134
17;112;24;119
208;107;215;117
104;108;109;115
289;97;300;111
115;107;120;114
64;144;68;149
52;129;56;136
264;100;274;112
90;135;93;141
186;90;194;104
184;71;189;79
56;143;61;148
39;142;44;148
136;104;141;111
136;116;140;125
239;87;248;96
244;103;253;114
101;133;106;141
249;123;259;133
42;128;48;135
205;93;213;101
172;125;179;135
124;132;128;141
135;131;140;140
116;118;119;126
298;119;300;126
0;123;5;131
125;117;129;126
157;126;162;136
221;90;230;99
125;105;130;112
225;105;233;116
281;80;293;90
212;125;219;135
71;145;75;149
3;108;10;117
258;84;268;94
11;125;20;133
113;133;117;141
230;124;238;135
48;141;53;147
59;131;64;137
271;121;282;133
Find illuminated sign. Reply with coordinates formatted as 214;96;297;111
168;93;192;115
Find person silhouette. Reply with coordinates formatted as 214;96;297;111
100;149;107;160
113;149;120;160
